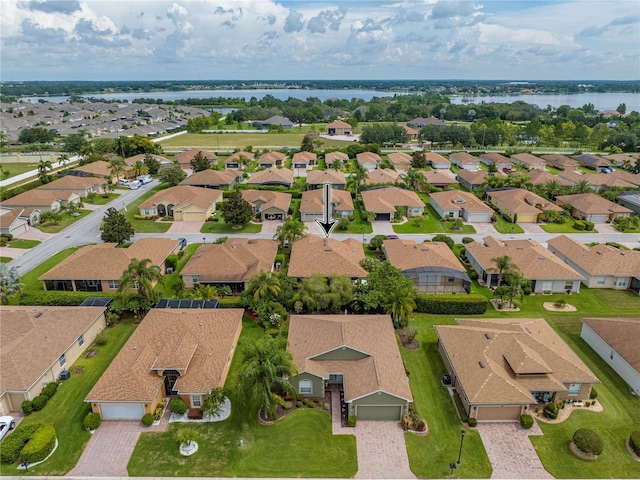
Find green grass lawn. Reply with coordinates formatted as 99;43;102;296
0;161;40;177
7;320;137;476
540;218;598;234
199;216;262;234
38;210;92;234
122;183;172;233
0;256;12;263
155;243;200;298
492;214;525;234
7;239;41;249
159;132;354;150
86;193;119;205
544;165;562;175
339;207;373;234
393;205;476;234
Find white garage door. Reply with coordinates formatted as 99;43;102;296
301;212;323;222
100;403;144;420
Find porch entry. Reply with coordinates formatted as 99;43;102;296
164;369;181;396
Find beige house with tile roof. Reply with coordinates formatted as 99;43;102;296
449;152;479;171
547;235;640;292
241;190;291;221
1;189;81;213
424;151;451;169
362;168;400;186
540;154;579;171
581;317;640;395
456;170;487;191
436;318;599;422
557;171;636;190
224;151;255;169
300;189;354;222
479;152;512;171
326;120;352;136
356;151;381;170
603;153;637;167
402;125;419;139
181;238;278;293
288;314;413;421
429;190;494;222
288;236;366;279
465;236;584;293
387;152;412;170
138;185;222;221
180;169;242;190
419;170;458;189
383;240;471;294
123;153;172;168
292;151;317;169
523;170;573;187
306;169;346;190
70;160;119;182
1;306;107;415
39;175;106;197
555;193;631;223
0;207;30;236
258;151;287;168
609;170;640;187
325;151;349;165
487;188;562;223
510;153;546;171
86;308;243;419
40;238;179;293
361;187;424;221
175;149;217;170
245;168;294;187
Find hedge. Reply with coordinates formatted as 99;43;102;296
415;294;488;315
573;428;603;456
347;415;357;427
574;220;586;231
141;413;154;426
0;424;41;464
31;394;48;412
630;431;640;456
19;291;118;306
41;382;58;399
468;418;478;427
83;413;101;431
21;400;33;415
21;424;56;463
520;414;534;429
543;402;558;420
170;397;187;415
218;297;243;308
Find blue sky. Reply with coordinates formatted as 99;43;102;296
1;0;638;81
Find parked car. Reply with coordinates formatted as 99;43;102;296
129;180;142;190
136;174;152;185
387;234;400;240
0;416;15;442
598;166;615;174
178;238;187;251
116;179;130;187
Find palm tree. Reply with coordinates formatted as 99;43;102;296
236;335;297;421
491;255;516;287
131;160;149;178
247;271;281;303
108;157;127;182
37;159;53;184
118;258;164;306
273;217;306;249
402;168;426;192
543;179;562;200
347;160;368;198
383;286;416;329
506;271;526;308
573;180;591;194
57;154;70;169
0;264;24;305
329;159;344;171
188;284;218;300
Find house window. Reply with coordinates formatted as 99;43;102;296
617;278;627;287
448;277;455;283
143;209;150;216
78;334;84;347
596;277;605;285
192;395;201;407
568;384;581;396
108;280;119;289
541;281;553;291
58;353;66;367
299;379;312;395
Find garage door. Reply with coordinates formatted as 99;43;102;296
476;405;522;422
301;213;323;222
100;403;144;420
356;405;402;421
375;213;391;221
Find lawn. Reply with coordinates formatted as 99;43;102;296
540;218;598;234
7;320;137;476
0;161;40;178
155;243;200;298
0;256;12;263
339;206;373;234
199;216;262;234
122;183;172;233
7;239;41;249
159;132;354;150
85;193;120;205
393;205;476;234
38;210;92;234
129;318;358;477
545;165;562;175
492;214;525;234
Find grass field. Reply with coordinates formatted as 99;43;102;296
158;132;355;150
7;239;41;249
38;210;92;234
540;218;598;234
85;193;120;205
393;204;476;234
492;214;526;234
0;161;40;178
200;215;263;234
0;256;12;263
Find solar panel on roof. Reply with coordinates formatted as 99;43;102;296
154;298;219;309
80;297;113;307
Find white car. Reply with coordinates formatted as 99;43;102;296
0;416;16;441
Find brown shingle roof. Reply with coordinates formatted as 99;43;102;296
420;170;458;186
139;185;222;210
39;175;105;191
306;169;346;186
450;152;479;165
541;154;579;169
86;309;243;401
175;149;217;165
383;240;467;274
292;151;317;164
362;169;400;185
288;315;413;402
511;153;545;168
300;189;354;214
429;190;493;213
356;152;381;165
456;169;487;185
1;189;76;208
524;171;572;186
225;151;255;162
259;151;287;164
424;151;450;166
327;120;352;128
480;152;511;165
0;208;24;228
555;193;631;215
246;168;294;186
180;169;241;187
325;151;349;163
241;189;291;213
582;317;640;371
361;187;424;213
181;238;278;282
558;171;636;188
71;160;112;177
387;152;412;168
288;236;366;278
488;188;562;214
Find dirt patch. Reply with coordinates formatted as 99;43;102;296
231;225;244;230
569;441;598;461
398;327;419;350
84;349;98;358
625;438;640;462
490;299;520;312
74;368;84;375
543;302;577;312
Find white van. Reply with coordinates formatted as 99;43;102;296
137;174;152;184
129;180;142;190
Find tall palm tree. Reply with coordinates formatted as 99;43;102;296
329;159;344;171
491;255;517;287
543;179;562;200
236;335;297;421
348;160;368;198
118;258;163;306
402;168;426;192
131;160;149;178
573;180;591;194
384;286;416;329
37;159;53;184
0;264;24;305
506;271;526;308
188;284;218;300
57;153;70;169
248;271;281;303
108;157;127;182
273;217;306;249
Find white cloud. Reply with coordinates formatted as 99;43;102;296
478;24;574;47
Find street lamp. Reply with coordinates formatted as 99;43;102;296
457;429;466;464
202;236;206;244
360;226;365;244
449;462;457;477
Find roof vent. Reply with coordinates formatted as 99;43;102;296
484;332;492;340
479;361;486;368
34;312;43;318
525;327;532;334
453;199;465;204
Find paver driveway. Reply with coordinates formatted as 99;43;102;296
477;422;553;479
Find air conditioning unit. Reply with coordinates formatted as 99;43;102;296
166;267;174;274
59;370;70;381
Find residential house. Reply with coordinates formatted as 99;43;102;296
0;189;81;213
300;188;354;222
618;192;640;214
383;239;471;294
429;190;494;222
510;153;546;171
258;151;287;168
573;154;610;170
39;238;179;293
253;115;294;129
387;152;412;171
424;151;451;169
436;318;599;422
540;154;579;171
288;236;367;280
224;151;255;169
306;169;346;190
465;236;584;293
557;171;636;190
555;193;632;222
0;207;30;236
70;160;120;183
356;152;381;170
175;149;217;171
547;235;640;293
581;317;640;395
362;168;400;186
138;185;222;221
487;188;562;223
292;151;317;170
603;153;636;167
402;125;419;140
86;308;243;419
123;153;172;169
407;117;445;128
325;151;350;166
287;314;413;421
326;120;352;136
39;175;106;197
1;306;108;415
456;170;487;191
245;168;294;188
242;190;291;221
609;171;640;187
479;152;512;172
523;170;573;188
419;170;458;189
180;169;242;190
181;238;278;293
449;152;479;171
361;186;424;221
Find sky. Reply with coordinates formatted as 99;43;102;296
1;0;639;81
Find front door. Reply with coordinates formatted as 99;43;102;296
164;370;181;396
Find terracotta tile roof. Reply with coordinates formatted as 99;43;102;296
403;125;418;135
356;151;381;165
39;176;105;191
524;170;572;186
456;169;487;185
387;152;412;167
39;238;179;281
175;149;217;165
555;193;631;215
573;154;610;168
582;317;640;371
292;151;317;164
288;236;367;278
300;189;354;214
424;152;450;165
1;189;77;207
420;170;458;186
246;168;294;186
71;160;112;177
362;187;423;213
436;318;599;404
488;188;562;214
180;169;241;187
325;151;349;163
139;185;223;210
259;151;287;164
480;153;511;165
327;120;352;128
465;236;584;281
241;189;291;213
450;152;479;165
383;239;467;273
362;169;400;185
288;315;413;402
547;235;640;277
225;151;255;162
181;238;278;283
511;153;545;167
306;169;346;186
86;309;243;401
429;190;494;213
540;154;579;169
1;306;107;393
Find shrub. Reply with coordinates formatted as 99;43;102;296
21;400;33;416
141;413;154;426
176;428;199;446
308;401;316;408
468;418;478;427
520;414;534;429
94;329;109;346
296;401;303;408
462;237;474;244
589;388;598;399
573;428;603;456
469;270;479;280
283;401;293;410
584;221;595;231
347;415;357;427
21;424;56;463
401;415;413;430
170;397;187;415
415;294;488;315
415;419;426;431
84;413;101;431
432;234;454;249
0;424;41;464
543;402;558;419
42;382;58;399
630;431;640;456
574;220;586;231
317;401;323;408
522;284;532;295
165;254;179;270
303;398;311;407
554;299;567;308
31;394;48;412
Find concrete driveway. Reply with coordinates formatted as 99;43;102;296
371;221;396;235
354;421;416;479
167;220;205;234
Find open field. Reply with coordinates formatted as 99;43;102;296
158;132;356;150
